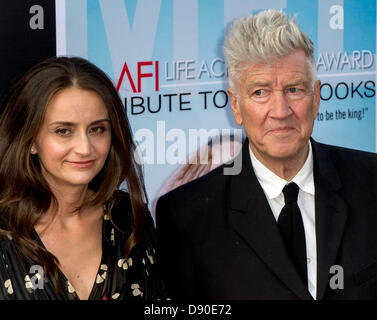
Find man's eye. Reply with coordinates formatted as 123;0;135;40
288;87;299;93
254;89;265;96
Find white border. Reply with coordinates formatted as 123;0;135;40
55;0;66;56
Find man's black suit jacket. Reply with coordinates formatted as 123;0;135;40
156;139;377;300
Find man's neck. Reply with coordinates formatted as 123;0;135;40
249;143;310;181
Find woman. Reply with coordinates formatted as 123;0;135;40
0;56;165;300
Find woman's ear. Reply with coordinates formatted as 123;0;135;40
30;144;37;154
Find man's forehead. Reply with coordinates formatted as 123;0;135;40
240;62;311;85
242;69;310;86
240;50;310;73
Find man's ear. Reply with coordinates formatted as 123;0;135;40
228;88;243;126
313;80;321;117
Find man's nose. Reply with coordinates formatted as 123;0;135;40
269;90;293;119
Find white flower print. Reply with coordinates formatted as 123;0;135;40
112;293;120;299
4;279;13;295
131;283;143;297
67;280;75;293
146;250;155;264
110;228;115;245
96;264;108;284
117;258;128;270
24;273;42;292
117;257;133;270
24;275;33;293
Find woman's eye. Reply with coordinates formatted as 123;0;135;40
55;128;71;136
90;126;105;135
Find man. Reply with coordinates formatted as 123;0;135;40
156;9;377;300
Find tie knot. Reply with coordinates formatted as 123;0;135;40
282;182;299;204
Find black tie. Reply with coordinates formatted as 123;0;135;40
278;182;308;285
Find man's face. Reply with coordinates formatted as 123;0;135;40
228;50;321;164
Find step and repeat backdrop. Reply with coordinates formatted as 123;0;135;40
1;0;376;215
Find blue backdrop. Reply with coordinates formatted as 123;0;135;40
56;0;376;212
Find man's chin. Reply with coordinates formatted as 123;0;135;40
268;142;308;160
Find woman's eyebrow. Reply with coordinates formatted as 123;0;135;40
48;118;110;126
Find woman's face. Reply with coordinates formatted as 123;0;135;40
32;86;112;191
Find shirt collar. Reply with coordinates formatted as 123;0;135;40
249;141;314;200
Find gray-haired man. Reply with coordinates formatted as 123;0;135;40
156;9;377;300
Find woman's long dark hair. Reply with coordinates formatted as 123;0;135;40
0;56;148;292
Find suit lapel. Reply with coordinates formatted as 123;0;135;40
228;141;313;300
311;140;348;300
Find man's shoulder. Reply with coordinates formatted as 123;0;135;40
158;164;229;207
313;140;377;181
314;140;377;164
155;164;232;231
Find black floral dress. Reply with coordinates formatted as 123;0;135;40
0;191;166;300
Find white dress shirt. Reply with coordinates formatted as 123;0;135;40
249;142;317;299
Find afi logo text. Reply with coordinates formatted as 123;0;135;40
117;61;159;93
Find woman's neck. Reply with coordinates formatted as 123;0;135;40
37;184;96;232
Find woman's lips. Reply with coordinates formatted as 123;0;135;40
66;160;95;168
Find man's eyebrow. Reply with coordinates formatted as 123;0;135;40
48;119;110;126
246;81;271;92
246;79;310;90
285;79;309;86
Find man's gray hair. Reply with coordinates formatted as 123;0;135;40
223;9;316;91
